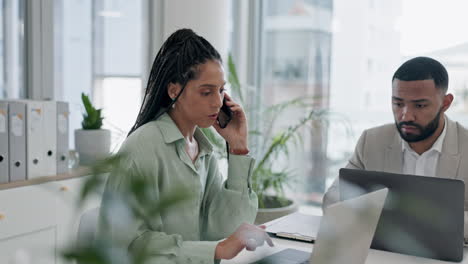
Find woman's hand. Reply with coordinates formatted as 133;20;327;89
213;93;249;154
214;223;274;260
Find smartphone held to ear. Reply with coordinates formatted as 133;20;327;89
217;98;232;129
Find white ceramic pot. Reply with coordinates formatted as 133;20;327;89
255;196;298;224
75;129;111;166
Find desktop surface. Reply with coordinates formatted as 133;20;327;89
222;236;468;264
222;215;468;264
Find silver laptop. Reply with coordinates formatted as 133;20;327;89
252;188;388;264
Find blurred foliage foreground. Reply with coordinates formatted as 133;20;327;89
61;153;192;264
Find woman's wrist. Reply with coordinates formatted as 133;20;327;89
214;240;228;260
214;242;222;260
229;147;249;155
228;140;249;155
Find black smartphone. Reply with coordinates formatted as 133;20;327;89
217;97;232;129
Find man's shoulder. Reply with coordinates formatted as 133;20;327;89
362;123;398;141
353;123;399;150
453;120;468;138
451;120;468;152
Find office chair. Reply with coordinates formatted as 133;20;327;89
76;207;100;247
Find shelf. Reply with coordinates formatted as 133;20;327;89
0;167;92;190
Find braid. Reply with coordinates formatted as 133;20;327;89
128;29;221;136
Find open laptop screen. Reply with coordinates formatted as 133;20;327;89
252;188;388;264
339;168;464;262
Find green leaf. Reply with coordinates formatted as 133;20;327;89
78;174;104;206
82;93;94;115
81;92;104;129
227;54;244;104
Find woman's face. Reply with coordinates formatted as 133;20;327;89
170;60;226;128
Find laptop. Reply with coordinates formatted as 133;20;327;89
339;168;465;262
252;188;388;264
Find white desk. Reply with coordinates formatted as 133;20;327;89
222;237;468;263
222;212;468;264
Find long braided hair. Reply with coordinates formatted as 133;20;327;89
128;28;222;136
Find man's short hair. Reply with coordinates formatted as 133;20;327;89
392;56;449;93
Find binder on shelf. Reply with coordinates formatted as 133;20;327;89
0;102;9;183
7;101;27;182
56;101;69;174
18;100;59;179
24;100;44;179
42;101;57;176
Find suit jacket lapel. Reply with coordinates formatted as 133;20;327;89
437;118;460;179
384;132;403;174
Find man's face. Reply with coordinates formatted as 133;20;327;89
392;79;449;143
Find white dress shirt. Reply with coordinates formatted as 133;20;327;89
402;118;447;177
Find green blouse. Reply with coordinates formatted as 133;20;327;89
100;113;258;264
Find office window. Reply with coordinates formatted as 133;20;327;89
258;0;333;204
0;0;25;99
93;0;144;150
58;0;145;150
254;0;468;205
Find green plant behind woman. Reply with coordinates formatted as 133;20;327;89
202;54;333;208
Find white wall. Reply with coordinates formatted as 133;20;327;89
163;0;230;60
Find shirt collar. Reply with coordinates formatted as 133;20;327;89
156;112;214;155
401;116;447;155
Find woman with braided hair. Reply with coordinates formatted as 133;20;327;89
100;28;273;263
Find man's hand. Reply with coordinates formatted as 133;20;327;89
214;223;274;260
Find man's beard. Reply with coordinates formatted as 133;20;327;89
395;109;442;143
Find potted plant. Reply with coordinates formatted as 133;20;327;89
75;93;111;166
251;109;329;224
203;55;331;224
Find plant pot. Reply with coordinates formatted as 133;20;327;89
255;195;298;224
75;129;111;166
